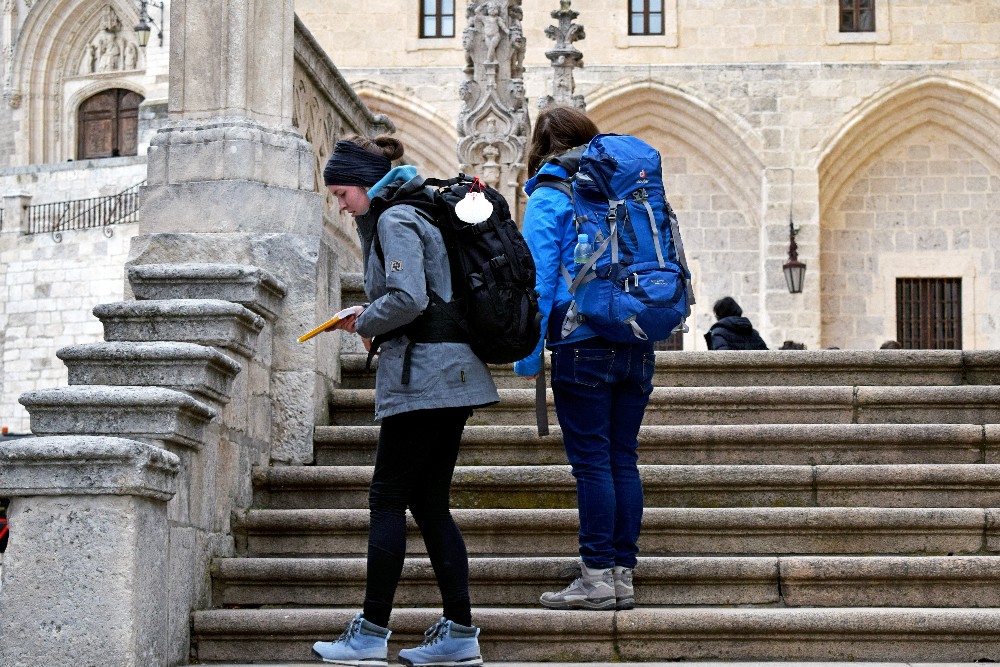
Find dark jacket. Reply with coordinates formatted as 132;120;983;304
705;316;768;350
353;175;499;420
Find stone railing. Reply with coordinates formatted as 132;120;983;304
292;16;395;271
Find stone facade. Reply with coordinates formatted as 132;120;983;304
0;5;385;434
296;0;1000;352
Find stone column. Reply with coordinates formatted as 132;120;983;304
0;436;179;667
539;0;586;110
457;0;530;210
129;0;334;464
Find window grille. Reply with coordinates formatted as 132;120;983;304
420;0;455;38
77;88;144;160
654;330;684;351
840;0;875;32
629;0;664;36
895;278;962;349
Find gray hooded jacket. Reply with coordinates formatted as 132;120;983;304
353;176;499;421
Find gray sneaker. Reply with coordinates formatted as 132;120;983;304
540;562;616;610
613;566;635;610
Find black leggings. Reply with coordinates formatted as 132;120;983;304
362;406;473;628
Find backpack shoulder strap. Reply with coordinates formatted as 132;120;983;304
532;144;586;198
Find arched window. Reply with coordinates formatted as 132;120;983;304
77;88;144;159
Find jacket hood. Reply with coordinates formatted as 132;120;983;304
524;161;571;196
712;316;754;333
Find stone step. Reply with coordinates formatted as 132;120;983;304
328;385;1000;426
252;463;1000;510
235;507;996;557
18;385;217;450
314;423;1000;466
93;299;266;358
211;555;1000;609
190;606;1000;662
340;349;1000;389
57;341;242;404
128;263;287;320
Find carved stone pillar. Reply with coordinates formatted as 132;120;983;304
457;0;530;209
132;0;332;466
540;0;586;110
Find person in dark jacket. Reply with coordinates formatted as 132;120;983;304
311;134;497;667
704;296;768;350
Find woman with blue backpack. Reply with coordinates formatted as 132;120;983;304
514;106;686;612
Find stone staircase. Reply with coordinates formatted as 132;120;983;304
186;274;1000;663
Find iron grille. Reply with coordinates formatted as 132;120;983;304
25;181;144;242
896;277;962;349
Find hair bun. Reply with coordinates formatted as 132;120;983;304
373;135;405;161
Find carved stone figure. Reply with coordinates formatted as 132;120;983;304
457;0;529;207
479;1;508;64
98;35;121;72
124;42;138;70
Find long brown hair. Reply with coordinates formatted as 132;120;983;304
526;106;599;177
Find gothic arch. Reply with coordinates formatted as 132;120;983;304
12;0;146;163
352;81;459;179
817;76;1000;349
818;76;1000;211
586;79;766;223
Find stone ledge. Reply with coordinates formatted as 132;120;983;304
252;463;1000;510
190;606;1000;663
128;264;287;320
58;341;242;404
19;386;217;450
330;385;1000;426
781;556;1000;607
0;436;179;500
237;507;992;557
312;423;994;466
211;555;778;607
94;299;266;357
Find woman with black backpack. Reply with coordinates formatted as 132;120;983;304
311;134;498;667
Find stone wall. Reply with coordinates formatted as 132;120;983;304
292;0;1000;350
0;221;140;434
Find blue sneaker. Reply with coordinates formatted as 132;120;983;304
397;617;483;666
311;612;391;666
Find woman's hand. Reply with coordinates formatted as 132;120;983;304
326;305;364;333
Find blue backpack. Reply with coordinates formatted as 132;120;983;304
538;134;694;344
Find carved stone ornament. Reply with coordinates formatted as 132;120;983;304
4;87;21;108
540;0;586;110
457;0;529;205
81;6;140;74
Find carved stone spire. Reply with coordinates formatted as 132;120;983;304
457;0;529;207
540;0;585;110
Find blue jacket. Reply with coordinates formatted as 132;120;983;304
513;162;597;377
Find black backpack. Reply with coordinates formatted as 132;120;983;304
369;175;541;373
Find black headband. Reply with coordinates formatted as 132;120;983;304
323;140;392;187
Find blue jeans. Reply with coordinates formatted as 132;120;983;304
550;338;654;570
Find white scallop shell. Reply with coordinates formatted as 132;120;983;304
454;191;494;224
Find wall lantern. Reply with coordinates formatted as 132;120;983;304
135;0;165;48
782;221;806;294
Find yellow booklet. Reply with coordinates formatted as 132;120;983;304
298;306;363;342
